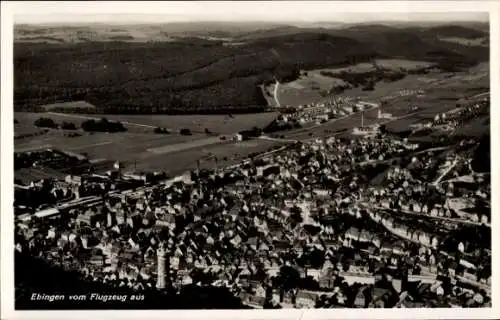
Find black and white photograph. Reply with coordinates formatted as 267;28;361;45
1;1;498;319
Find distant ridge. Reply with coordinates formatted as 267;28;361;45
14;23;489;114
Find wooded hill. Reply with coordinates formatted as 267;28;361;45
14;24;489;114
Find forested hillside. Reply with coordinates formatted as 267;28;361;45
14;24;489;114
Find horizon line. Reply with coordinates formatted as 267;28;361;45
14;19;490;27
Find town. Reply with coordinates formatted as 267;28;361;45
9;6;492;312
14;94;491;309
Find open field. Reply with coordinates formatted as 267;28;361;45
271;72;349;106
14;130;205;153
15;110;288;176
147;137;225;155
452;115;490;138
280;64;489;140
15;112;278;135
264;61;488;108
334;63;487;104
438;37;489;47
336;68;487;102
15;109;284;178
14;123;48;137
15;126;287;176
122;139;287;174
383;95;465;133
264;59;437;107
318;59;436;74
40;101;97;111
75;112;279;134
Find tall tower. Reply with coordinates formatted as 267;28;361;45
361;111;364;128
196;159;201;175
72;184;80;200
156;246;167;289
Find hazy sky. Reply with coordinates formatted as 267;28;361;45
11;1;490;24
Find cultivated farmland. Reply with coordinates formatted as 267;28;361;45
40;100;97;111
264;60;489;109
278;63;489;141
14;110;286;176
128;139;286;174
15;111;278;135
264;59;438;107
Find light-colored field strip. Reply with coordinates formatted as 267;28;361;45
147;137;223;155
89;158;108;164
66;141;113;151
47;112;157;129
259;135;297;143
15;144;53;152
286;82;305;90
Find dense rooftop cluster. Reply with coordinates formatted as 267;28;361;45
15;119;491;309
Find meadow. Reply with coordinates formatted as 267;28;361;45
14;110;286;176
14;125;287;176
265;60;455;108
128;139;285;174
262;59;436;107
438;37;488;47
279;63;489;140
79;112;278;134
41;101;97;111
266;59;489;109
273;72;349;107
15;111;278;135
317;59;436;74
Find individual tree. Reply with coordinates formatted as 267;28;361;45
34;117;57;129
251;126;262;137
277;265;301;292
342;261;351;272
61;122;77;130
81;119;126;133
180;128;192;136
154;127;169;134
154;127;163;134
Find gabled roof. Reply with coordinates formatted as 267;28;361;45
297;290;318;301
34;207;60;218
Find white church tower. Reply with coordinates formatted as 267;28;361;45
156;245;168;289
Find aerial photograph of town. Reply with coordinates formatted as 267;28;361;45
8;2;492;312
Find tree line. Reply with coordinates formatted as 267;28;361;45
34;117;77;130
33;117;127;133
80;118;127;133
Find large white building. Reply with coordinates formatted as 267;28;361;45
377;109;393;120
